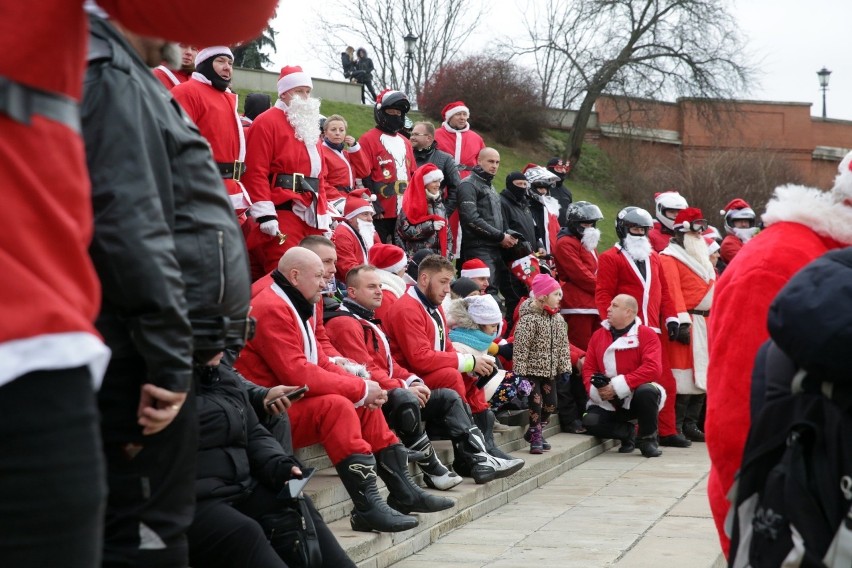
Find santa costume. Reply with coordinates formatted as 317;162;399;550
648;190;688;252
321;129;371;200
433;101;485;178
523;164;562;255
152;65;191;90
396;163;453;258
241;66;334;276
718;198;758;264
706;152;852;555
172;46;251;220
369;243;409;323
554;228;600;351
332;190;381;283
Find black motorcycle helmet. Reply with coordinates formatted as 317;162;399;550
615;206;654;241
566;201;603;238
374;90;410;134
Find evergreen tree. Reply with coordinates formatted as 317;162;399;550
232;20;277;70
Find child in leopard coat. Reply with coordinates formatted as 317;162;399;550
512;273;572;453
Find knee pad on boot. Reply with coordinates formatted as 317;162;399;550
384;389;423;444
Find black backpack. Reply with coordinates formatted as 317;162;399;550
727;377;852;568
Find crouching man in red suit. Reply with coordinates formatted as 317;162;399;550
236;248;452;533
583;294;665;458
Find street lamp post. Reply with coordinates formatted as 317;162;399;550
403;32;418;98
817;67;832;119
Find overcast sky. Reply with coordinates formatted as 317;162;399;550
271;0;852;122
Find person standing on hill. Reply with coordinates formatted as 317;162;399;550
350;47;377;103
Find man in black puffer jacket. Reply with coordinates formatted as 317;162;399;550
499;172;537;323
82;13;254;566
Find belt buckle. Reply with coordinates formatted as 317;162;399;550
292;172;305;193
233;161;244;181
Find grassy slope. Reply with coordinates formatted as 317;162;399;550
236;92;624;246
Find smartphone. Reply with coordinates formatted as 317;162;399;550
286;467;316;499
265;385;309;407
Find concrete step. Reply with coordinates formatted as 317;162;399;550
300;423;615;568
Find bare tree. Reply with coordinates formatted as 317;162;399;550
514;0;752;167
314;0;482;100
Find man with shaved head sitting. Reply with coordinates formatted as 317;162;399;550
581;294;665;458
456;147;515;296
236;248;452;534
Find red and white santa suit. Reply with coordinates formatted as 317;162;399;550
595;243;679;437
648;221;675;252
368;244;410;324
321;138;371;200
554;230;600;351
659;240;715;394
242;66;334;276
384;287;489;414
706;165;852;555
332;191;381;283
718;198;758;265
235;276;398;464
358;124;416;223
172;47;251;220
152;65;191;90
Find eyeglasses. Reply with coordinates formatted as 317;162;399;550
410;133;429;138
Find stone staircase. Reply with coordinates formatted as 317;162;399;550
296;419;616;568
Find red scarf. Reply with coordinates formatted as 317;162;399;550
402;164;448;256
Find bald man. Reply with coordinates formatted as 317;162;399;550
236;248;452;533
456;147;515;296
581;294;665;458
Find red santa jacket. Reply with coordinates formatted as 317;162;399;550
648;221;674;253
235;280;366;402
374;269;408;324
321;141;371;200
384;287;466;374
242;104;332;229
172;77;250;215
595;244;677;334
152;66;191;90
325;306;416;390
0;0;275;388
332;222;381;283
582;319;664;411
434;123;485;179
554;233;598;315
719;234;743;264
358;127;415;219
706;216;849;554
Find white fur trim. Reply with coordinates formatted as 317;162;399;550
660;242;715;282
155;65;181;86
610;374;631;399
250;200;276;219
378;270;406;299
423;169;445;185
196;46;233;67
277;71;313;96
444;105;470;121
460;268;490;279
707;240;720;254
382;256;407;276
761;184;852;245
831;150;852;200
615;244;655;333
271;283;317;364
406;286;447;351
344;205;374;220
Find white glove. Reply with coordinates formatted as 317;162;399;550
433;220;446;231
259;219;280;237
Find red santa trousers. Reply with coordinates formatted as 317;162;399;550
654;333;678;437
244;210;327;278
564;314;600;352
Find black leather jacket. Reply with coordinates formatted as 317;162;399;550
83;16;251;392
499;188;537;246
457;170;506;249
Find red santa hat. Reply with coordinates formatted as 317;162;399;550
402;164;449;255
442;101;470;121
369;243;407;274
704;236;720;255
510;255;542;289
720;198;754;219
673;207;707;231
422;165;444;186
460;259;490;279
344;189;376;220
277;65;313;96
195;46;233;67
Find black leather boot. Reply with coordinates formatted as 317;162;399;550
335;454;418;532
472;409;516;461
409;433;462;490
638;434;662;458
376;444;455;515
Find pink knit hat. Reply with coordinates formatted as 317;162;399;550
531;274;559;298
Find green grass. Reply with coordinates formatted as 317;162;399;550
234;93;624;246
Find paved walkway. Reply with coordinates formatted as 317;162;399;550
389;442;724;568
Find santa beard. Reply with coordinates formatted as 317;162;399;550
284;96;322;146
162;42;182;69
581;227;601;251
356;218;376;251
733;226;759;243
682;233;714;274
622;235;652;262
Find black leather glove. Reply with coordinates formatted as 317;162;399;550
676;322;691;345
497;342;513;360
666;321;679;341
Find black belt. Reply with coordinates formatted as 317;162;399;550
0;76;80;133
272;173;319;194
217;161;245;181
688;309;710;317
274;202;293;212
336;185;353;193
191;316;256;343
375;180;408;198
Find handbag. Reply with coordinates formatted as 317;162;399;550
260;494;323;568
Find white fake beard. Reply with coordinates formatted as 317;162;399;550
622;235;652;262
162;42;182;69
683;233;714;274
733;227;759;243
356;218;376;250
581;227;601;251
285;96;322;146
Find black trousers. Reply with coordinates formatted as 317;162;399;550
188;484;354;568
374;217;397;245
460;244;508;300
582;383;661;439
557;371;588;426
0;366;106;568
98;356;198;568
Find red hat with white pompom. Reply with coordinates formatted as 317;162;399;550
674;207;708;232
344;189;376;219
277;65;312;96
369;243;407;274
442;101;470;121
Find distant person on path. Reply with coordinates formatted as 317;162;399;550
350;47;377;103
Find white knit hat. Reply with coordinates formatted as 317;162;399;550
464;294;502;325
